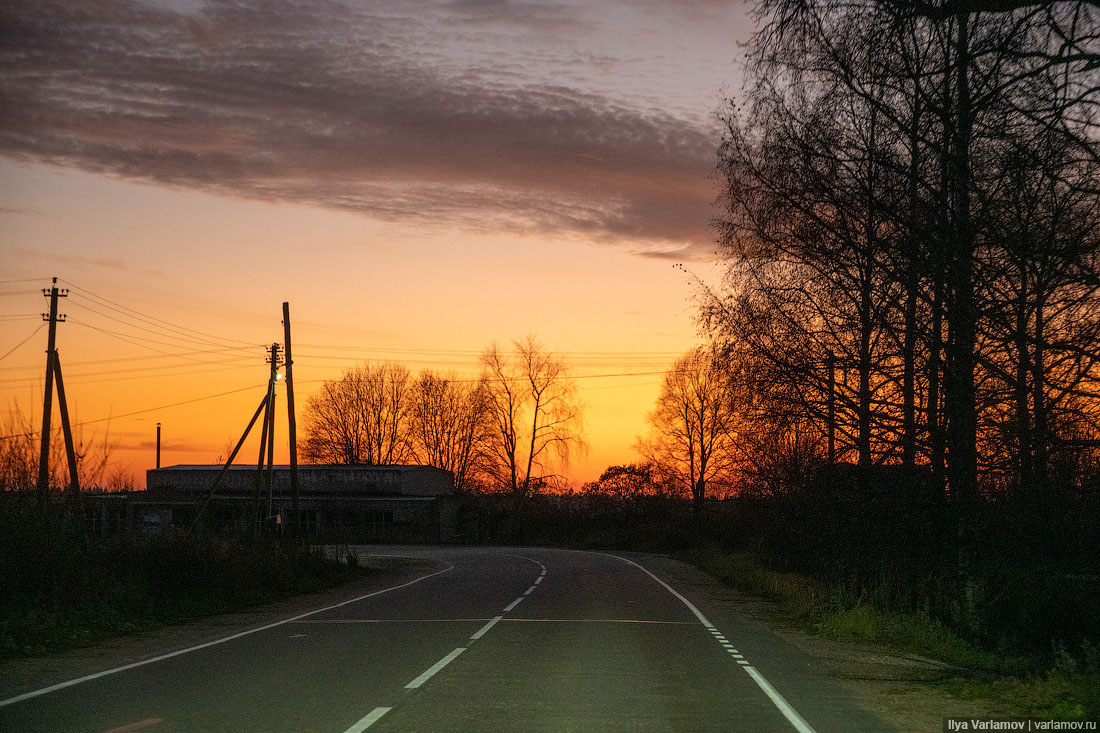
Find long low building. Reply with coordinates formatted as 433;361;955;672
137;463;456;541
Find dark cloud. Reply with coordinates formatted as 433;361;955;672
0;0;719;255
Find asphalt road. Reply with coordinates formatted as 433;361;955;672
0;547;892;732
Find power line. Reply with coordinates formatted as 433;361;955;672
0;383;266;441
0;362;258;388
67;317;262;368
60;279;256;349
0;345;254;373
67;297;261;353
0;323;45;362
296;343;683;357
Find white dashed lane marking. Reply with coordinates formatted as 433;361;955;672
470;616;503;640
341;707;392;733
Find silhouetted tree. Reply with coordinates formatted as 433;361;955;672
709;0;1100;507
300;362;413;465
581;463;665;500
636;348;742;517
480;336;585;508
409;370;492;492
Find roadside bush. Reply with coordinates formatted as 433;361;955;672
0;497;365;657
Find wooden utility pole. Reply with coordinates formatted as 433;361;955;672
156;423;161;469
255;343;280;532
36;278;78;498
265;344;278;521
52;351;80;500
282;302;300;535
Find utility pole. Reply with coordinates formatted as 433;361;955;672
37;278;78;499
282;302;300;537
255;343;281;533
265;343;279;522
156;423;162;469
53;351;80;501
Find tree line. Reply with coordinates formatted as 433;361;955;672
692;0;1100;513
299;336;584;506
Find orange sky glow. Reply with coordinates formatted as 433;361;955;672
0;1;750;488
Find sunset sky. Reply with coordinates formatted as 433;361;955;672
0;0;751;487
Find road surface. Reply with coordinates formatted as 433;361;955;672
0;547;892;732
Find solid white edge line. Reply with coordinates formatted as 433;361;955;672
503;597;523;612
603;552;818;733
342;706;393;733
744;667;817;733
404;647;466;689
0;559;455;709
603;553;714;627
471;616;503;640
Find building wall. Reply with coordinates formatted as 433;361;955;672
136;463;456;542
146;464;454;497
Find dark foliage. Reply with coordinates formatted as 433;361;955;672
0;497;364;657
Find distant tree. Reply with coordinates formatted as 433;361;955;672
636;348;742;517
480;336;585;506
409;370;492;492
300;362;413;465
581;462;664;500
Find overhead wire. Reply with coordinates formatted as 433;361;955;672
67;296;262;352
0;345;256;372
0;323;46;363
0;383;267;441
60;279;257;349
67;318;261;368
1;283;689;444
295;343;682;357
0;361;258;387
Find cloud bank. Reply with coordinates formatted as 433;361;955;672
0;0;723;256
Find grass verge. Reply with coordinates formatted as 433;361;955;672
0;528;370;659
682;547;1099;721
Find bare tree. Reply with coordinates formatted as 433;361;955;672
409;370;492;492
300;362;413;465
636;348;742;517
711;0;1100;510
480;336;585;505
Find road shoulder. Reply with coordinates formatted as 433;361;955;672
635;553;998;732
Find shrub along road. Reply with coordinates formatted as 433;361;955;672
0;547;895;732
